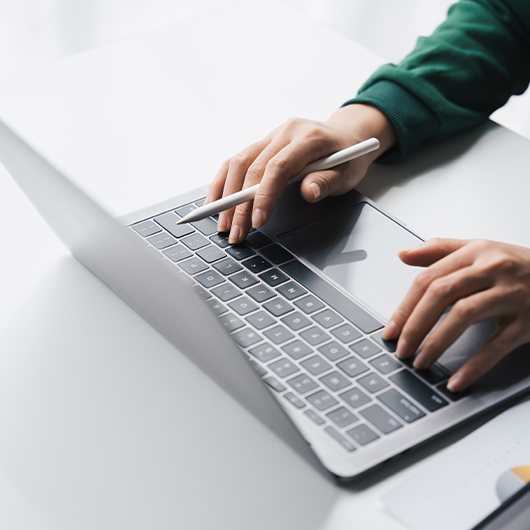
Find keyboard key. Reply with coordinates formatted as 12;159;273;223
194;270;224;288
327;406;358;428
337;356;369;378
377;388;426;423
232;328;262;348
249;343;281;362
347;424;380;445
320;371;351;392
246;285;275;303
178;257;209;275
300;326;330;346
371;330;397;352
324;427;356;452
263;376;285;392
210;232;231;248
276;281;307;300
357;373;389;393
194;199;205;207
318;341;349;362
281;340;312;360
360;404;402;434
350;338;382;359
154;211;194;238
218;313;244;332
294;295;325;314
191;217;218;236
312;309;343;329
281;261;383;333
263;298;295;317
370;354;402;374
287;374;318;394
245;231;273;249
304;409;325;425
389;370;448;412
263;325;295;345
196;245;226;263
249;360;267;377
245;310;276;330
242;256;272;274
229;271;259;289
415;363;450;385
132;219;161;237
284;392;305;409
259;268;288;286
280;312;311;331
306;390;338;411
269;358;299;378
181;233;209;250
213;258;243;276
211;283;242;301
193;285;210;300
162;244;193;262
206;299;227;316
331;324;362;344
339;387;371;409
147;232;177;249
300;355;332;375
228;296;258;316
260;244;293;264
175;204;197;217
226;244;255;261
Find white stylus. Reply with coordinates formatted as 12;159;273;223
176;137;380;225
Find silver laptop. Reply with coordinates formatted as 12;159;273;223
2;116;530;481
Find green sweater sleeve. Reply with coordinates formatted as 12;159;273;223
345;0;530;160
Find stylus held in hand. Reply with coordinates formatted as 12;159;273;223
176;137;380;225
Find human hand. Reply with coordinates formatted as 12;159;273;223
205;104;397;243
382;238;530;392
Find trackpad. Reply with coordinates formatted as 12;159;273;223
278;202;422;321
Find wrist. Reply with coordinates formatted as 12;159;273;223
327;104;397;165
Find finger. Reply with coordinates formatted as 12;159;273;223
217;139;270;233
383;245;478;341
395;265;492;359
398;237;470;268
446;324;520;392
228;138;293;243
412;286;509;369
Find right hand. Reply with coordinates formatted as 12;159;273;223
205;104;397;244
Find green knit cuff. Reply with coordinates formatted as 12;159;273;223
343;80;440;161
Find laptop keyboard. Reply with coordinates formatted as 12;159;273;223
131;199;468;454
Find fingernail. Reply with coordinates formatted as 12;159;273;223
252;208;264;228
218;213;229;233
229;225;240;245
413;352;427;369
447;375;462;393
309;182;321;201
382;320;398;340
396;339;408;359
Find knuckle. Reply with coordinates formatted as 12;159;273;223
452;298;476;320
415;268;434;290
427;277;452;300
283;116;306;132
267;156;290;174
245;161;267;182
228;154;250;170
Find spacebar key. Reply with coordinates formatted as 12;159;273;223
281;260;383;333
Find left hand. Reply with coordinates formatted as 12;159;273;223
382;238;530;392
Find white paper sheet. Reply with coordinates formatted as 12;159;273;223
382;399;530;530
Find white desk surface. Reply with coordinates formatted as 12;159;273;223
1;1;530;529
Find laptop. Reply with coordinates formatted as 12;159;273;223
2;115;530;481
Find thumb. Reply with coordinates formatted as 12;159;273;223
300;167;353;203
